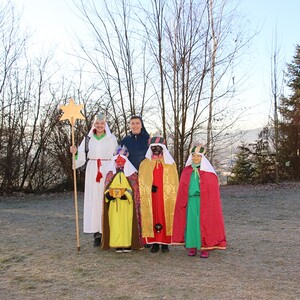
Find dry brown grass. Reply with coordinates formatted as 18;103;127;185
1;182;300;299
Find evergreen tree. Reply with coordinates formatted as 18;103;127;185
231;127;276;184
230;143;254;184
251;127;276;183
278;44;300;180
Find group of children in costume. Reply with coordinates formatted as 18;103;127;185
70;114;226;258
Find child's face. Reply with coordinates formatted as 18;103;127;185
115;155;126;168
151;145;163;156
192;153;202;165
94;120;106;134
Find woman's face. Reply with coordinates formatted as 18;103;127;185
94;120;106;134
130;118;142;134
192;153;202;165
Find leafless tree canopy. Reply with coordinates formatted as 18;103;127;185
0;0;253;193
72;0;250;172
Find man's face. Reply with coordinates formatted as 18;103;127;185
192;153;202;165
151;145;163;156
130;118;142;134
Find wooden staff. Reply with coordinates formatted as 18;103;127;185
59;98;84;251
71;116;80;251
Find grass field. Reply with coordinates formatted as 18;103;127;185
0;182;299;299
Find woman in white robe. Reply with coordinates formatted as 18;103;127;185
70;114;118;246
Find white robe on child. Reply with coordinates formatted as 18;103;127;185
76;126;117;234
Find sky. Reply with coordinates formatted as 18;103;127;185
2;0;300;130
237;0;300;129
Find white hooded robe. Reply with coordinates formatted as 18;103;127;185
76;126;117;233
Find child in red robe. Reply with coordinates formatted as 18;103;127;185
139;136;179;253
173;145;226;258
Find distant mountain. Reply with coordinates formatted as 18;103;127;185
239;127;262;146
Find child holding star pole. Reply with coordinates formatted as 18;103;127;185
70;113;117;248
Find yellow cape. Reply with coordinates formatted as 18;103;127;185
139;158;179;238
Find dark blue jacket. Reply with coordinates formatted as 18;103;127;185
121;131;149;171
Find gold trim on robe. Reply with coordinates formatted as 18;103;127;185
139;158;179;238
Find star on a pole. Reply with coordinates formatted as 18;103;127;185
59;98;85;125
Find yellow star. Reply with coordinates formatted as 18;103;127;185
59;98;85;125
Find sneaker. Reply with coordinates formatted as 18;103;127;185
116;248;123;253
188;248;197;256
123;248;132;253
150;243;160;253
200;251;209;258
93;232;102;247
161;245;169;253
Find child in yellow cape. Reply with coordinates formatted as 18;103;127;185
102;146;143;252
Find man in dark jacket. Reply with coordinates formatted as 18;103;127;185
121;116;149;171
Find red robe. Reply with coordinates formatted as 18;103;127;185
145;161;171;244
139;157;178;243
173;166;226;250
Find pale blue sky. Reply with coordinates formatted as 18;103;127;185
237;0;299;129
3;0;300;129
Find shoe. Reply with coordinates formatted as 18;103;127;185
150;243;160;253
188;248;197;256
144;244;151;248
116;248;123;253
93;232;102;247
161;245;169;253
200;251;209;258
123;248;132;253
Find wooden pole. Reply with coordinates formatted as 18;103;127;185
71;117;80;251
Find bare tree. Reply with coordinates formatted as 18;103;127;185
137;0;251;172
270;28;283;184
205;0;254;162
70;0;254;172
0;2;28;94
0;2;75;192
206;0;218;159
70;0;152;139
0;2;31;192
